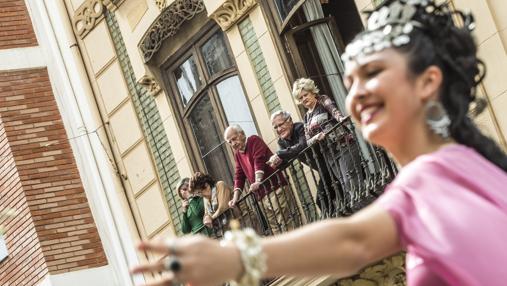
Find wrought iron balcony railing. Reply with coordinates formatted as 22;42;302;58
208;117;397;238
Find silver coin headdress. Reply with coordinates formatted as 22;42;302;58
341;0;476;63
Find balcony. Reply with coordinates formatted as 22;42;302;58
208;118;404;285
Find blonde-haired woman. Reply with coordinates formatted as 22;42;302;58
292;77;362;215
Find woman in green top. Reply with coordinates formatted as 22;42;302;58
176;178;210;236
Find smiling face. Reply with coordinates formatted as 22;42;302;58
344;48;435;150
272;114;293;140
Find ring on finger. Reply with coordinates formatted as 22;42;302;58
163;256;182;273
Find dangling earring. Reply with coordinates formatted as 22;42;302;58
425;100;451;138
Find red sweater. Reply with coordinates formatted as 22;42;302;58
233;135;287;199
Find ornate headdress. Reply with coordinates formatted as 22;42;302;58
341;0;476;63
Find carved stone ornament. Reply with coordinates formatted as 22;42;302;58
339;254;406;286
209;0;258;31
138;0;205;63
73;0;106;38
73;0;125;39
138;75;162;96
155;0;167;10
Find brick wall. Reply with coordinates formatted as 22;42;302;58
0;118;47;285
0;0;38;49
0;68;107;285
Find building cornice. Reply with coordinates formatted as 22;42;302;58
209;0;258;31
138;0;205;63
72;0;125;39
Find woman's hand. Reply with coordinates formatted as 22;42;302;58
228;190;241;208
131;236;242;286
203;214;213;228
181;199;189;212
316;132;326;141
267;154;282;168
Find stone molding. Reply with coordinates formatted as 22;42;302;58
138;75;162;96
339;254;406;285
73;0;124;39
209;0;258;31
155;0;167;10
138;0;205;63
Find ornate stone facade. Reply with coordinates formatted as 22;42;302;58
209;0;258;31
138;0;205;63
138;75;162;96
155;0;167;10
339;254;406;286
73;0;125;38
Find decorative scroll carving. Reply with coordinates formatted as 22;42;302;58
339;254;406;286
155;0;167;10
73;0;125;39
138;0;205;63
138;75;162;96
209;0;258;31
73;0;107;38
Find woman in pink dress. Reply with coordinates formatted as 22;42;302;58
131;0;507;285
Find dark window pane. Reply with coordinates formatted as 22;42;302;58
200;32;233;77
188;95;233;185
175;56;201;106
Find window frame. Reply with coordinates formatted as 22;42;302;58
162;22;257;178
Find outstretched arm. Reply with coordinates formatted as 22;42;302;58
131;204;400;286
262;205;400;277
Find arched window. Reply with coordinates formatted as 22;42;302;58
163;25;256;185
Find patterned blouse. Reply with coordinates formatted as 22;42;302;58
303;94;347;145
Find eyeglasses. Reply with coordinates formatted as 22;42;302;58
273;117;290;130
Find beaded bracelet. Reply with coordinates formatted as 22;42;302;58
220;222;267;286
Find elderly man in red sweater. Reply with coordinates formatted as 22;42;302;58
225;124;296;234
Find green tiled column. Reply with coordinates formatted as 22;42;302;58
238;17;281;114
105;12;183;234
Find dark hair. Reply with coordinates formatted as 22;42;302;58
189;172;216;191
176;177;189;200
380;1;507;172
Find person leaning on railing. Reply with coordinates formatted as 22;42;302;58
189;172;232;229
292;77;364;212
176;178;210;236
268;110;336;215
224;124;295;235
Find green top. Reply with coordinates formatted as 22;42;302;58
181;196;210;236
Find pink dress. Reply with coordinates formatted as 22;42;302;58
376;144;507;286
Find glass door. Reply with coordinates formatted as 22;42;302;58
188;95;233;184
166;25;257;184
